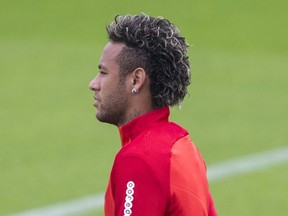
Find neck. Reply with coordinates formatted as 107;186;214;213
117;109;141;127
117;82;153;126
117;106;154;127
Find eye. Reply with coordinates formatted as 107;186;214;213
99;70;107;75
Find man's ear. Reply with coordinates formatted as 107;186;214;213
130;67;147;92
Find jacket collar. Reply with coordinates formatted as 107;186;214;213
118;106;170;146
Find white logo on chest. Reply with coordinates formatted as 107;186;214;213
124;181;135;216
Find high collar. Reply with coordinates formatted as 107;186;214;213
118;106;170;146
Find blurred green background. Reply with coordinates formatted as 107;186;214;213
0;0;287;215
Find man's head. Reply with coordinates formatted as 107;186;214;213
106;12;191;108
89;13;190;126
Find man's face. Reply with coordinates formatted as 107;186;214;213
89;42;129;126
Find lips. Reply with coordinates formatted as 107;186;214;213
93;96;100;107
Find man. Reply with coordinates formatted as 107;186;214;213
89;13;217;216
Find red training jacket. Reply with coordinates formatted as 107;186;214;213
104;106;217;216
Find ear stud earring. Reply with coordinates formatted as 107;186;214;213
131;88;139;94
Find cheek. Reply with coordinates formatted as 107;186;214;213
99;78;110;94
102;83;119;101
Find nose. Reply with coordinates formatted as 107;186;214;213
89;76;100;91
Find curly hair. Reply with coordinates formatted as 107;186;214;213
106;13;191;108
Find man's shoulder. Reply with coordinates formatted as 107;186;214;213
116;122;189;161
147;121;189;144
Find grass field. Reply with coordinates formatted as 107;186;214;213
1;0;287;215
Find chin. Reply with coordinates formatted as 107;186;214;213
96;112;108;123
96;112;103;121
97;114;119;126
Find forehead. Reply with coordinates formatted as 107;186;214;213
99;42;125;68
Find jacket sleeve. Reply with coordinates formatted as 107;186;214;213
208;192;218;216
110;154;168;216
